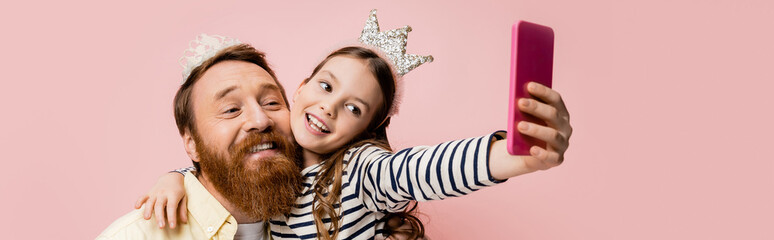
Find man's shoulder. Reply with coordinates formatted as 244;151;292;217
96;209;161;240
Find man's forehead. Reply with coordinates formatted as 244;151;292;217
195;61;280;97
212;83;280;101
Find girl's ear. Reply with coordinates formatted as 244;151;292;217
294;79;308;103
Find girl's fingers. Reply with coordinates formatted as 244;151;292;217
530;146;562;168
522;82;572;135
166;196;179;229
134;195;149;209
143;197;156;220
520;149;547;171
526;82;562;105
517;121;568;152
527;82;568;114
518;82;570;170
518;98;562;127
178;196;188;224
155;195;167;228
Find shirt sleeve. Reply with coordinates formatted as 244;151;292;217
344;131;507;212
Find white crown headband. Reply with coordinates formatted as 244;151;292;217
179;34;242;81
177;10;431;119
178;9;433;82
359;9;433;76
175;11;432;122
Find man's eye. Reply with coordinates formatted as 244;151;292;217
261;98;283;111
319;81;332;92
225;108;239;114
346;104;361;116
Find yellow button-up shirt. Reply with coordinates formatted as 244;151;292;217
97;172;247;240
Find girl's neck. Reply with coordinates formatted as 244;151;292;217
302;148;324;168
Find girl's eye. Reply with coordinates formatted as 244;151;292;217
346;104;361;116
319;81;332;92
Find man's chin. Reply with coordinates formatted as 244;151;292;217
194;130;302;220
239;156;302;220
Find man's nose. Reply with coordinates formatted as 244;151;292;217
242;107;274;133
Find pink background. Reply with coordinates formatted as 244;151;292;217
1;0;772;239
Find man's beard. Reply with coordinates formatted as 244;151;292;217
194;130;302;221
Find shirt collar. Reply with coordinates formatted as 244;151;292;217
184;172;235;238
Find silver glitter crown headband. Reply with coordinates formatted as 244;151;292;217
179;34;242;81
359;9;434;76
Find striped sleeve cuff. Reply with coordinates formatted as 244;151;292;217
478;130;508;186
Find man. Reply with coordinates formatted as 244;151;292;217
97;42;302;240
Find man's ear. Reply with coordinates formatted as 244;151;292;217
182;128;199;162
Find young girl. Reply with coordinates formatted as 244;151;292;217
137;44;572;240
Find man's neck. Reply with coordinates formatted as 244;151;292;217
195;173;261;224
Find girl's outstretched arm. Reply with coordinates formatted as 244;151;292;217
346;82;571;212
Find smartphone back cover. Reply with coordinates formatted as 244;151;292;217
508;21;555;155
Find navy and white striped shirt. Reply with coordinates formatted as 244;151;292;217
269;131;506;240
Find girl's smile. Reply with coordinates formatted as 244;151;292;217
304;112;331;135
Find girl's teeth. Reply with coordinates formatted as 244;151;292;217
309;120;323;132
307;114;329;132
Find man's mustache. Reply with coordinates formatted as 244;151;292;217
229;131;292;161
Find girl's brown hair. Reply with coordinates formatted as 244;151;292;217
307;46;424;239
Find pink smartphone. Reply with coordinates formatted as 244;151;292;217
507;20;554;155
